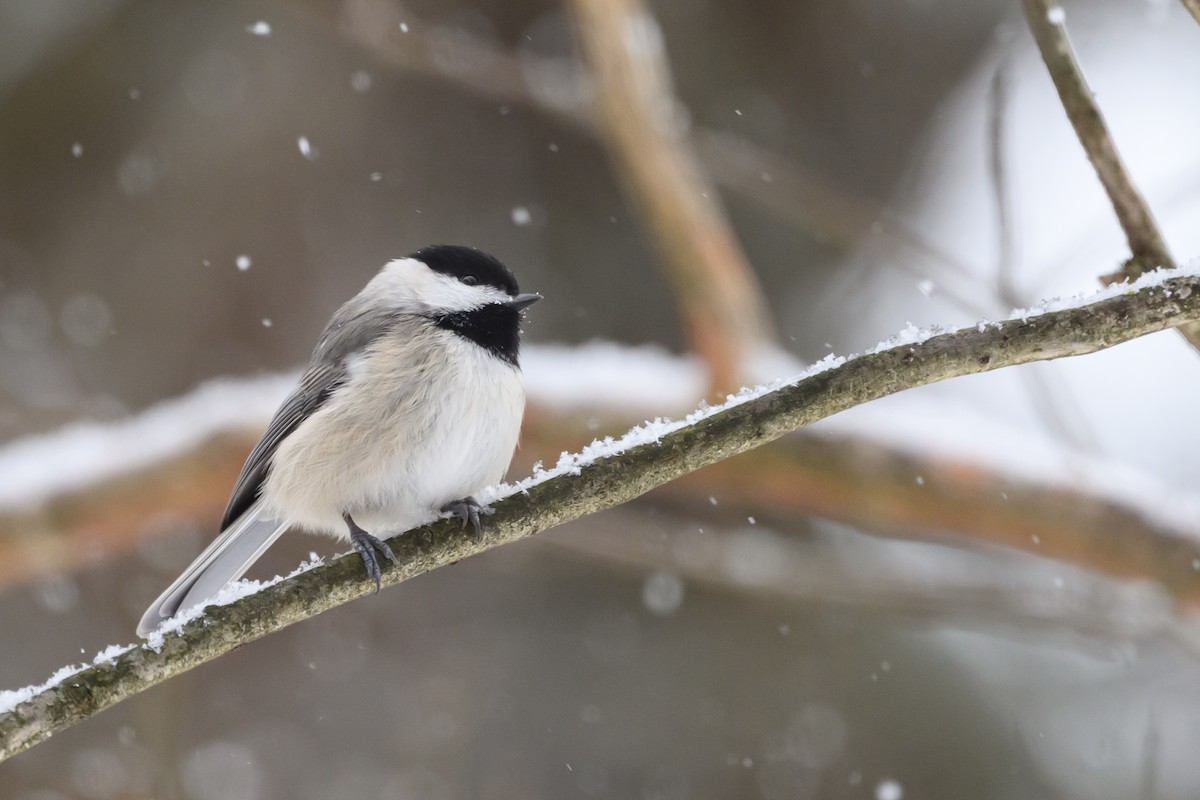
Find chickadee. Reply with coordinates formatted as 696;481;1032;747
137;245;540;637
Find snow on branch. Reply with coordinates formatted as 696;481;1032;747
2;269;1200;762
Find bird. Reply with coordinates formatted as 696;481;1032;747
137;245;540;637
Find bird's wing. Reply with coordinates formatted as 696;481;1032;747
219;302;402;530
219;363;344;530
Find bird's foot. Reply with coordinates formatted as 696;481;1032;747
440;496;493;539
344;513;397;592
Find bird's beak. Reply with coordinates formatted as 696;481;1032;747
504;293;542;311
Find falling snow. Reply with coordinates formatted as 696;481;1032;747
876;779;903;800
246;21;272;36
350;70;372;93
641;572;684;616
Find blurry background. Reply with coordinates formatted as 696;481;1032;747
4;0;1200;798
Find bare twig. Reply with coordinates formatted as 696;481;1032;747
1020;0;1175;279
3;271;1200;761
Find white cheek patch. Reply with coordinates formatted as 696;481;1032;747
419;273;509;312
364;258;511;313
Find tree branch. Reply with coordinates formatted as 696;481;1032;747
1020;0;1175;278
3;271;1200;761
1009;0;1200;468
1021;0;1200;352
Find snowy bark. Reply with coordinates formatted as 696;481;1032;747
2;272;1200;762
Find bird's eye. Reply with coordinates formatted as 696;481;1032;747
460;275;478;286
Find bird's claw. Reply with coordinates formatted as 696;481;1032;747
440;496;492;539
345;516;397;593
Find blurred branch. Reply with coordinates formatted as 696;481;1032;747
3;272;1200;761
550;507;1181;645
567;0;774;391
337;0;592;127
337;0;571;126
5;399;1190;604
1181;0;1200;26
0;434;253;587
692;129;996;319
987;61;1018;307
672;429;1200;594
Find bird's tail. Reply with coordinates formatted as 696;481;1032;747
136;502;290;637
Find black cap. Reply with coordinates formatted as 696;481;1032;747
410;244;520;296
